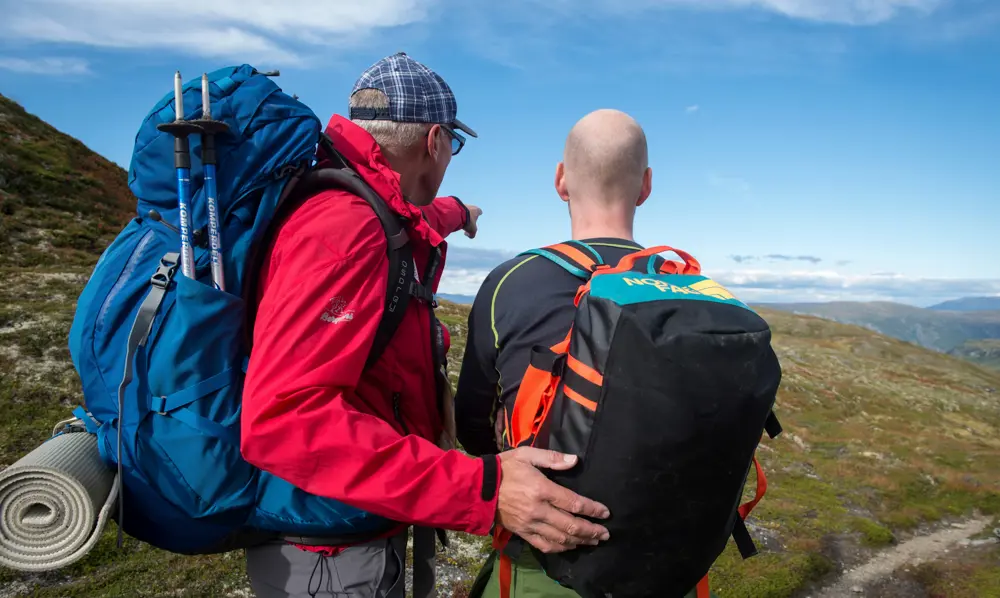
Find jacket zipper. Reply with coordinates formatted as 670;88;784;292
392;393;409;435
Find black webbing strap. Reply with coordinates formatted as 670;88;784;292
528;345;566;375
732;516;759;559
765;411;782;439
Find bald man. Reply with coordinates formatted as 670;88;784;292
455;110;716;597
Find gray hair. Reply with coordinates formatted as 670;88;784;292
349;88;429;155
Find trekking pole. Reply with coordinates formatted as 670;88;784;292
156;71;203;279
192;73;231;291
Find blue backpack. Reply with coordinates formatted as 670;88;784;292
66;65;416;554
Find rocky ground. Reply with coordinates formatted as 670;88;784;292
802;517;999;598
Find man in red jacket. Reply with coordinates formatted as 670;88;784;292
241;52;611;598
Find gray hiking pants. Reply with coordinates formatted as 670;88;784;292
245;532;407;598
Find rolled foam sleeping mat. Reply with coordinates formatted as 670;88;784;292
0;430;118;572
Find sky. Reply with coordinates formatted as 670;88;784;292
1;0;998;306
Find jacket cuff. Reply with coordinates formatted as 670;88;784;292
480;454;500;501
451;195;471;228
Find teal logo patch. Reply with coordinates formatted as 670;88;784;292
590;273;751;310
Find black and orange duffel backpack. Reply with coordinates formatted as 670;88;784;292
490;243;783;598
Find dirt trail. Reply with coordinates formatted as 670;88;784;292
807;516;994;598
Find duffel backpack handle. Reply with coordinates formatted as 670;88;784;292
574;245;703;307
596;245;702;276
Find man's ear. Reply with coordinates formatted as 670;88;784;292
425;124;441;161
555;162;570;203
636;166;652;207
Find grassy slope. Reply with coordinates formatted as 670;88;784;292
0;93;134;269
4;286;998;597
2;95;999;597
706;309;1000;597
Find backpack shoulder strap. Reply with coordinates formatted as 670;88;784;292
519;240;604;280
291;164;412;370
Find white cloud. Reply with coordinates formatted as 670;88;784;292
0;0;975;75
436;247;1000;306
444;247;518;270
749;0;941;25
0;56;90;75
617;0;943;26
685;104;700;113
454;0;981;76
708;268;1000;306
0;0;434;66
439;268;495;297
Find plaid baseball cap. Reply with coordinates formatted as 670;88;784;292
349;52;477;138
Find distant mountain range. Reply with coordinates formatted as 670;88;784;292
439;288;1000;371
928;296;1000;312
760;298;1000;366
437;293;475;305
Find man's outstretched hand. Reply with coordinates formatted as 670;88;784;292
463;204;483;238
496;447;611;554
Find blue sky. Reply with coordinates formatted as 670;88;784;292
1;0;998;306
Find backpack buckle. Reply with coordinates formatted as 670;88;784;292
151;253;180;289
409;280;436;305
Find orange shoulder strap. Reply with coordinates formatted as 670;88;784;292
508;329;572;447
521;241;603;279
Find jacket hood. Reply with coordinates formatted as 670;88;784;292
323;114;445;247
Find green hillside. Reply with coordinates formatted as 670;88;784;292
1;96;998;598
0;93;134;268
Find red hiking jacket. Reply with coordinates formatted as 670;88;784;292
241;115;501;541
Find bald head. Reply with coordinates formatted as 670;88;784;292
561;109;649;207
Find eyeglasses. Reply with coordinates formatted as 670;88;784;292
439;124;465;156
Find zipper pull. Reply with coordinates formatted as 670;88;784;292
147;210;209;247
147;210;179;234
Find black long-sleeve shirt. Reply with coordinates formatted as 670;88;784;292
454;237;651;457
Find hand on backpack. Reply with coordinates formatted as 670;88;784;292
463;204;482;239
496;447;611;554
